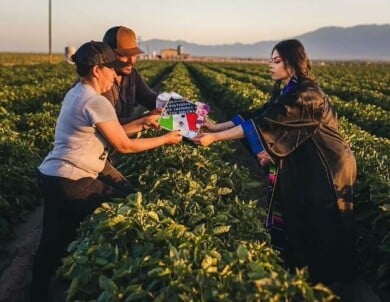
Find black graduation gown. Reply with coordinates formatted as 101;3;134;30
249;80;357;283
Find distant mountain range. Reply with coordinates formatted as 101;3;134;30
139;24;390;61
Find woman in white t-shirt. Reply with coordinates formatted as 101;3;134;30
30;41;182;302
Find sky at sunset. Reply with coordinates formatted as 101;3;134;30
0;0;388;53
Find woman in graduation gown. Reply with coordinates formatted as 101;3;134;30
192;39;357;286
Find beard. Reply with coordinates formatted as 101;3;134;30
115;66;133;76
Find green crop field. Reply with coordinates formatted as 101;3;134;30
0;55;389;301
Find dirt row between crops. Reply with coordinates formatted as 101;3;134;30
0;205;42;302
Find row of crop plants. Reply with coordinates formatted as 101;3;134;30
0;63;75;250
185;62;390;289
201;62;390;139
57;62;335;301
314;63;390;110
0;53;65;66
214;61;390;110
135;61;176;87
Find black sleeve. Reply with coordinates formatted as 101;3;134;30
253;89;325;159
239;104;270;121
133;69;158;111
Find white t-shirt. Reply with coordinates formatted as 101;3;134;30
39;82;118;180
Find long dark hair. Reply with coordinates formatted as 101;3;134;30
270;39;315;99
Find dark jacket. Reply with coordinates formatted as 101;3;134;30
102;68;158;124
251;79;356;205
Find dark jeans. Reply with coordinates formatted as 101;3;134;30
30;162;134;302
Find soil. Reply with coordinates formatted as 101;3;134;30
0;205;70;302
0;206;43;302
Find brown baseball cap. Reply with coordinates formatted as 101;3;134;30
103;26;144;56
72;41;129;68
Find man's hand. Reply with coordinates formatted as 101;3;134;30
164;130;183;144
143;113;161;130
149;108;163;115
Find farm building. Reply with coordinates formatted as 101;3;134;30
160;45;190;60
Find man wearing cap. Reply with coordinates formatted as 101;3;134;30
102;26;158;124
30;41;182;302
99;26;161;189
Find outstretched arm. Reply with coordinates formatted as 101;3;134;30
191;124;245;146
121;111;161;136
97;120;182;153
203;118;236;132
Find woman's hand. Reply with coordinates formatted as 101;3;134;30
201;117;217;132
164;130;183;144
191;133;216;146
257;150;274;167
